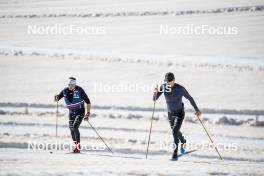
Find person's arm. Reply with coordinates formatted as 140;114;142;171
183;87;201;117
86;103;91;114
153;84;163;101
80;87;91;119
54;90;64;102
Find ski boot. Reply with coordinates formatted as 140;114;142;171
73;141;81;153
170;147;178;161
180;143;186;155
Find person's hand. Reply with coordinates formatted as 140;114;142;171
153;84;159;93
54;95;59;102
152;84;159;101
195;110;201;118
84;112;90;121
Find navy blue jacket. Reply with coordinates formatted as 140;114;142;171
154;83;199;112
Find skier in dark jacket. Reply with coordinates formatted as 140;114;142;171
54;77;91;153
153;72;201;160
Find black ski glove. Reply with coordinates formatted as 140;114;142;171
54;95;59;102
84;112;90;121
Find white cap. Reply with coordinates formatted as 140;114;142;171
68;79;76;85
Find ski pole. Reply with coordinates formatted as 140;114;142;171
196;115;223;160
56;101;59;138
146;93;157;159
87;120;114;154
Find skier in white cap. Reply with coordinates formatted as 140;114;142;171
55;77;91;153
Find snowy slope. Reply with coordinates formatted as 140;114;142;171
0;56;264;110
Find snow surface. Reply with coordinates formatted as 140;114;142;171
1;109;264;176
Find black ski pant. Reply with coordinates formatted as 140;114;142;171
69;108;85;143
168;109;186;152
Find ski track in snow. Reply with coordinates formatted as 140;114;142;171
1;148;263;176
1;112;264;166
0;46;264;71
0;5;263;19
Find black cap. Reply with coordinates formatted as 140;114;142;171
164;72;175;82
69;77;76;80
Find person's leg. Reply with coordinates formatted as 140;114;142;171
177;111;186;154
168;112;175;131
178;131;186;154
69;112;77;142
168;112;179;159
171;110;185;159
178;104;186;144
178;131;186;144
72;109;85;149
168;112;178;147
